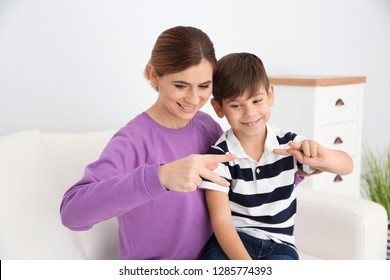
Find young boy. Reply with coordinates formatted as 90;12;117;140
200;53;353;260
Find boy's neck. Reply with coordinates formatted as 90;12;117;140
233;128;267;163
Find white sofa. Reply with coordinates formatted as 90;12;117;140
0;130;388;260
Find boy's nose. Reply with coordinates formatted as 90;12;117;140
243;106;256;117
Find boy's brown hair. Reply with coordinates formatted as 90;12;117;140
212;53;270;105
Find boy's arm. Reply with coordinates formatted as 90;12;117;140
273;140;353;175
205;190;252;260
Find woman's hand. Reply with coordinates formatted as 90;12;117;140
159;154;236;192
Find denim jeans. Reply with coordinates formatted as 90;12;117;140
200;232;299;260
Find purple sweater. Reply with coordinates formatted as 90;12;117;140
60;111;223;259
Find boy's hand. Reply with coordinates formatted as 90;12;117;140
296;169;323;176
273;140;324;166
274;140;353;175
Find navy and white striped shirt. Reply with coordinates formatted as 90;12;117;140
200;125;314;248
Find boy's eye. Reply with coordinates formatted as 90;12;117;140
230;104;241;109
253;99;263;104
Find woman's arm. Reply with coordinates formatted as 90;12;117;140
205;190;252;260
60;162;166;230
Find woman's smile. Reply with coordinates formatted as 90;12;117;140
177;102;196;112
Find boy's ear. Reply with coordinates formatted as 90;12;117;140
211;98;225;118
268;84;275;106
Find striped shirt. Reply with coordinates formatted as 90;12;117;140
200;125;314;248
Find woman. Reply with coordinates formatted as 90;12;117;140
60;26;235;260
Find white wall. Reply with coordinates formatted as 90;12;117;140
1;0;389;152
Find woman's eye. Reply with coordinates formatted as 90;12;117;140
175;84;186;89
199;84;210;89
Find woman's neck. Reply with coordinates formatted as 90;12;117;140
146;103;190;129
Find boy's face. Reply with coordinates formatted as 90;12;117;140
212;85;274;141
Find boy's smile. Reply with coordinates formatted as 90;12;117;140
241;117;262;127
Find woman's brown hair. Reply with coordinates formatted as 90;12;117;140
144;26;217;87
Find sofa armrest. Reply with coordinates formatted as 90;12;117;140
295;187;388;260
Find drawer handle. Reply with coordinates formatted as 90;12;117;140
333;175;343;183
334;137;343;145
335;98;345;107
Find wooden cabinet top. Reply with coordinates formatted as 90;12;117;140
269;76;366;87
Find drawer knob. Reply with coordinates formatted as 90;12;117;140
333;175;343;183
334;137;343;145
335;98;345;107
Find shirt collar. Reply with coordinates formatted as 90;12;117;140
264;125;280;156
225;125;281;162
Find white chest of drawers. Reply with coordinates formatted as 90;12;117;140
269;76;366;197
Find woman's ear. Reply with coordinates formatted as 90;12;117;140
147;64;159;90
211;98;225;118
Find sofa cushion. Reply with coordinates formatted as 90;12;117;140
0;130;84;259
42;130;116;192
42;130;119;259
295;187;388;259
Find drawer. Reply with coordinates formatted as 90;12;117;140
315;121;357;157
312;168;359;197
315;85;360;125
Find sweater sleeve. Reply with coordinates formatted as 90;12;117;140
198;142;231;194
60;128;168;231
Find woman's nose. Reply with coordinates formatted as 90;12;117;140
185;89;200;104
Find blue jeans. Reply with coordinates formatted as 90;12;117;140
200;232;299;260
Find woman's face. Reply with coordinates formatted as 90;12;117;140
153;59;214;128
